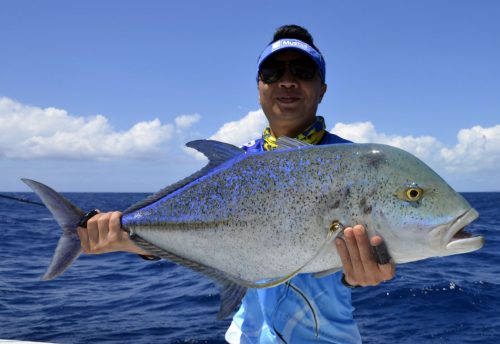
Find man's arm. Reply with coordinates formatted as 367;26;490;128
335;225;396;287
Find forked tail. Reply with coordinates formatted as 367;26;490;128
22;178;85;280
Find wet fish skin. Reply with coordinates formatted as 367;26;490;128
124;141;482;278
22;139;484;319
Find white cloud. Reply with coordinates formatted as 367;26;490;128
209;109;267;145
330;121;500;175
0;97;195;160
175;113;201;129
440;125;500;172
331;122;442;162
3;96;498;191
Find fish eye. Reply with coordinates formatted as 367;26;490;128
394;185;424;203
405;187;423;201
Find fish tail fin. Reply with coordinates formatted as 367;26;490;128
21;178;85;280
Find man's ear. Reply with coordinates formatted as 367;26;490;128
319;83;327;103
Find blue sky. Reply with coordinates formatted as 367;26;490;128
1;0;499;192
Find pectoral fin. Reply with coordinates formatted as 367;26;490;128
313;267;342;279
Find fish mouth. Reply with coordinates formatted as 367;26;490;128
445;208;484;253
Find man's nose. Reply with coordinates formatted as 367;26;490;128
278;65;298;88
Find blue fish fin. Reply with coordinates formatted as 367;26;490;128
313;267;342;279
130;233;247;320
276;136;313;150
124;140;244;214
186;139;244;165
21;178;84;280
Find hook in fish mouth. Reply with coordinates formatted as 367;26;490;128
445;208;484;252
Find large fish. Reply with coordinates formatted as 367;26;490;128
22;138;484;319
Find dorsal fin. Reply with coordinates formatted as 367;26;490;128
276;137;313;150
186;139;244;164
124;140;244;214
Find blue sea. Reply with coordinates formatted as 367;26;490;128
0;192;498;343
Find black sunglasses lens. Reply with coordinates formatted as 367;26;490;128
259;67;284;84
259;59;317;83
290;63;316;80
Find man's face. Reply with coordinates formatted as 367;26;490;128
258;50;327;136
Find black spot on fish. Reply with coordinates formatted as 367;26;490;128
362;151;387;169
359;197;372;214
332;199;340;209
344;187;351;198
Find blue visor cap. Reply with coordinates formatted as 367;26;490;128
257;38;326;82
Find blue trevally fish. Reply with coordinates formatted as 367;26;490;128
22;138;484;319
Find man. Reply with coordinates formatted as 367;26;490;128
223;25;394;343
78;25;395;343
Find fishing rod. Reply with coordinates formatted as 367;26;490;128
1;189;97;227
0;193;46;207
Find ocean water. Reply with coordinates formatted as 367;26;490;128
0;192;498;343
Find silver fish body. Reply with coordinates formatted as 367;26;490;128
22;139;484;319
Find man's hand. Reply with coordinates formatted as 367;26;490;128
335;225;395;287
77;211;151;256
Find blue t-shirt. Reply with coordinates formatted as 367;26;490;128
225;131;361;343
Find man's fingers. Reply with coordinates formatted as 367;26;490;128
77;227;90;253
370;235;383;247
337;225;396;287
370;235;396;280
84;213;110;252
353;225;378;269
97;214;110;244
342;227;365;276
372;241;391;265
379;261;396;281
335;237;353;276
108;212;123;235
86;215;101;249
342;228;360;263
76;211;133;255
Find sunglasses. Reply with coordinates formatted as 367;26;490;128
258;59;318;84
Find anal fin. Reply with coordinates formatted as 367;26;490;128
130;233;247;320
